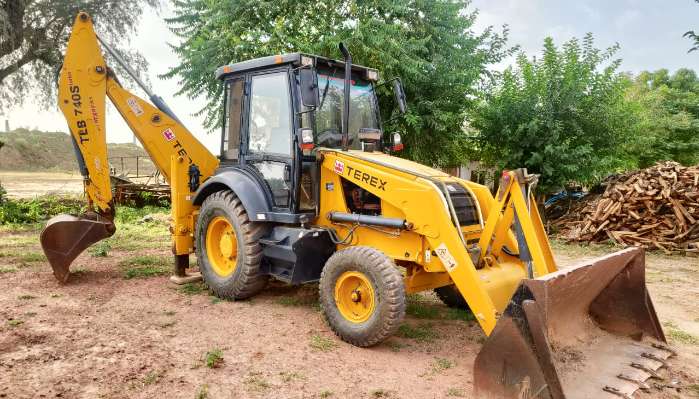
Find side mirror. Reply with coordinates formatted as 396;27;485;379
392;79;407;114
299;68;319;108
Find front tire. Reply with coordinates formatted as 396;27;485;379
195;190;267;299
319;246;405;347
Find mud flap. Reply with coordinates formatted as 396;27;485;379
474;248;675;399
40;214;115;283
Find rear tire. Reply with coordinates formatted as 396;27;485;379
434;284;470;310
319;246;405;347
195;190;267;299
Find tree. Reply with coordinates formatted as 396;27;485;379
0;0;159;112
0;139;4;203
468;34;634;193
625;68;699;167
165;0;513;167
685;0;699;52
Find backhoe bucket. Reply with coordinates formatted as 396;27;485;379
40;214;115;283
474;248;674;399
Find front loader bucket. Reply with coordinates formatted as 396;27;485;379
474;248;675;399
40;214;115;283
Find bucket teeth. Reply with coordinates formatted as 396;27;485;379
631;362;663;379
651;343;677;357
641;352;668;366
616;373;651;391
603;386;634;399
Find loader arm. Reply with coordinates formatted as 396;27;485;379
41;12;219;282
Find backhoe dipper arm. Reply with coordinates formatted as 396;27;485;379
58;12;219;209
42;12;219;282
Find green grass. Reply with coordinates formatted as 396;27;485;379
444;307;476;322
244;373;271;393
386;341;405;352
0;267;17;273
446;387;466;397
661;320;698;345
158;321;176;329
276;296;303;306
0;235;37;248
371;389;390;398
179;282;207;295
0;250;46;266
7;319;23;327
406;294;440;319
279;371;305;382
142;371;160;385
397;323;438;343
107;223;170;251
667;328;699;345
405;293;475;322
319;390;333;398
309;334;338;352
431;358;454;373
88;241;112;257
195;384;209;399
204;348;224;368
119;255;170;279
17;294;35;300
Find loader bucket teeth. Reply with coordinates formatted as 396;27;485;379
474;248;671;399
40;214;116;283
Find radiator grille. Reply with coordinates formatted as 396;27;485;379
445;184;479;226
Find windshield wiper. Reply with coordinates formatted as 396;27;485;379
318;67;336;110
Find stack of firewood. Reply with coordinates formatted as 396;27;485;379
553;162;699;254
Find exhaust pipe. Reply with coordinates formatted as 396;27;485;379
339;42;352;152
40;214;115;282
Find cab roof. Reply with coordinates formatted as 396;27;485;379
215;53;377;81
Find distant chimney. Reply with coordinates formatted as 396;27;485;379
4;120;8;132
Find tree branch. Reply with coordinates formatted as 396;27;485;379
0;0;27;58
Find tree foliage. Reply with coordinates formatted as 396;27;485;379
625;68;699;167
0;0;159;112
165;0;513;166
468;34;634;193
685;0;699;52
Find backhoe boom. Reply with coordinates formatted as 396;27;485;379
41;12;219;281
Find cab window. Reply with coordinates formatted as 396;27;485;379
247;72;292;155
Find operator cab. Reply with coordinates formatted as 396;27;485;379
215;51;406;219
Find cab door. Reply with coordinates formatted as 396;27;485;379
242;69;295;211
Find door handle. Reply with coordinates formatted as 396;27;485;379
284;164;292;182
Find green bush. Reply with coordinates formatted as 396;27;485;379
0;182;6;205
0;195;169;225
0;196;84;224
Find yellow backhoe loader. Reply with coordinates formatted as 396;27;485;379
41;12;675;398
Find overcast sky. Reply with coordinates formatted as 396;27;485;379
5;0;698;154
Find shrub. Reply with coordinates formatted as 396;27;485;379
0;196;83;224
0;181;6;205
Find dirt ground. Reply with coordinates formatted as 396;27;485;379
0;224;698;398
0;172;84;198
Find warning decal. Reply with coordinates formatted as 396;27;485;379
435;243;457;272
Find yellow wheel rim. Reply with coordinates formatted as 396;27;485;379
334;271;376;324
205;216;238;277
